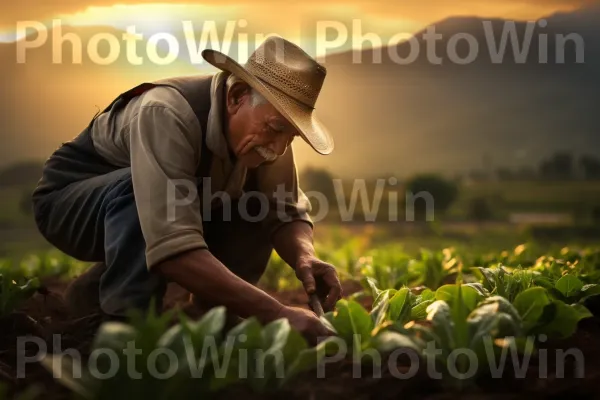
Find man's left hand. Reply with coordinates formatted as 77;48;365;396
295;256;342;312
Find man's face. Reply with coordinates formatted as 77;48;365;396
225;83;299;168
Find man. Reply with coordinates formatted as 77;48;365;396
31;36;342;342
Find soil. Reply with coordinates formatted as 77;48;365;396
1;278;599;400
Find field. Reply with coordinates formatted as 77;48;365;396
0;177;600;399
1;222;600;400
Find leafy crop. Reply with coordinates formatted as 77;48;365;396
2;242;599;398
325;275;594;387
44;307;333;399
0;268;39;316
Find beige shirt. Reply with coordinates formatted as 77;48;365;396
90;71;312;270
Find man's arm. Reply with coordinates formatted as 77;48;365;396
271;221;342;312
155;248;331;341
255;146;342;312
155;248;283;323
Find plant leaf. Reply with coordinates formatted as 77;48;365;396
41;356;93;399
512;287;552;332
467;299;521;352
580;284;600;301
420;289;435;302
555;275;584;298
210;318;263;391
389;288;411;322
282;337;334;386
370;289;393;327
410;300;434;321
332;300;373;353
464;283;491;298
478;296;522;324
535;301;592;339
365;277;382;298
188;306;227;339
371;331;422;354
320;313;337;334
92;322;137;351
471;267;496;291
435;284;482;313
426;300;454;351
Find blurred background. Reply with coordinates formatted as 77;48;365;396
1;0;599;258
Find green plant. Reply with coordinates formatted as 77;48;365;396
512;286;592;339
405;285;529;388
366;278;437;326
0;269;40;316
259;251;300;292
321;299;421;357
356;245;413;290
44;307;333;399
558;276;600;300
328;282;531;388
472;265;537;302
19;251;88;280
408;248;461;289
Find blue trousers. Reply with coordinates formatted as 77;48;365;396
32;127;273;316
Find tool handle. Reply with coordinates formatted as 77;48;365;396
309;293;324;317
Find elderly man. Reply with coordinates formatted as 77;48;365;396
32;36;342;341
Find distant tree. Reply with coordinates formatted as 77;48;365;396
539;152;574;180
467;197;493;223
494;166;537;181
580;155;600;180
299;167;336;202
467;170;489;182
515;166;537;180
496;168;514;181
405;174;459;221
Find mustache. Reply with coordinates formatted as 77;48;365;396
254;145;278;162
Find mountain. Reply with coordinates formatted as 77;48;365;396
1;9;599;178
306;6;600;177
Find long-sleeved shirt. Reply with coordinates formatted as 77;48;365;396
89;71;313;270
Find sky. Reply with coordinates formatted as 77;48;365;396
1;0;596;56
1;0;598;177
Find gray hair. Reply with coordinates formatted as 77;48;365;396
226;73;267;108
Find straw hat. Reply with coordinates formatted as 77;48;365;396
202;36;334;155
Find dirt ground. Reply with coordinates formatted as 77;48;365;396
1;278;599;399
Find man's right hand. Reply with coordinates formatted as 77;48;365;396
276;306;333;344
157;249;335;344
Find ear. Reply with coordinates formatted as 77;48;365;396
226;82;251;114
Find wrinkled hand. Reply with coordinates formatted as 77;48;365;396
278;306;333;344
295;256;343;312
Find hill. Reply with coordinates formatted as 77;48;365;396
310;5;600;177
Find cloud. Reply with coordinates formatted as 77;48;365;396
2;0;598;30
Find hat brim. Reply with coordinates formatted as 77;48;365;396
201;49;334;155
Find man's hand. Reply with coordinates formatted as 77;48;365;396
295;256;342;312
277;305;333;344
271;221;343;312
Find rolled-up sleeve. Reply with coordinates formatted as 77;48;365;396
255;145;314;238
129;93;207;270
